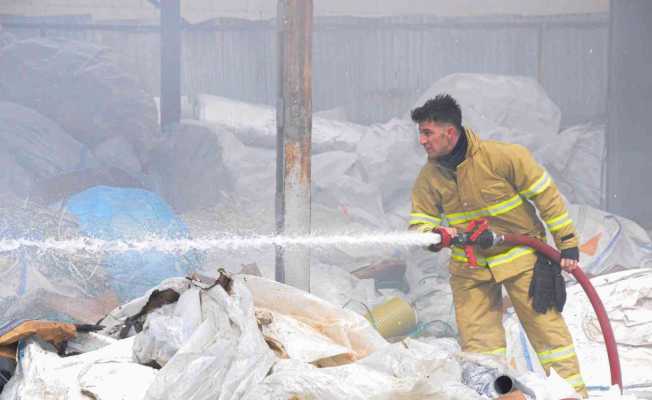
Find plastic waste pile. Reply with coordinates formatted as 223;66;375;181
2;61;652;399
0;272;597;400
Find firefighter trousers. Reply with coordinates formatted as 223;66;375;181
450;267;588;398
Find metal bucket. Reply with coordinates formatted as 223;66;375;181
365;297;417;338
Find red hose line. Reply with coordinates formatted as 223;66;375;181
502;234;623;392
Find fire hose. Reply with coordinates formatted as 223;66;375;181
434;223;623;392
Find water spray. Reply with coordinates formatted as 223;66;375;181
0;231;442;254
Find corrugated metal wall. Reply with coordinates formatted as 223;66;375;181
2;14;608;126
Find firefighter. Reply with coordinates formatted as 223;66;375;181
408;94;587;397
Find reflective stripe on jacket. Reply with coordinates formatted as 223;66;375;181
409;128;578;282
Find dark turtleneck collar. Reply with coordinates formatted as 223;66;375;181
436;126;467;170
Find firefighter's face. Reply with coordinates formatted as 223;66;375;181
418;121;457;159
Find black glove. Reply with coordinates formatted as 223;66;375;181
560;246;579;262
528;255;566;314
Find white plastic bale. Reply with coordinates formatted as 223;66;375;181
535;122;606;208
311;150;387;229
93;135;143;177
212;125;277;205
308;262;372;307
565;205;652;276
313;105;349;122
309;205;399;269
192;94;364;153
354;118;424;213
143;278;276;400
0;37;159;162
0;101;100;198
146;121;233;213
411;73;562;139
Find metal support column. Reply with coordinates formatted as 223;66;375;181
275;0;313;291
160;0;181;131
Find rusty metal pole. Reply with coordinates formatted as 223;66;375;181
275;0;313;291
160;0;181;131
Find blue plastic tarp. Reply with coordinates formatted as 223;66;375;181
66;186;201;301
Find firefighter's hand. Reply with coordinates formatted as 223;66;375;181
559;247;580;272
529;255;566;313
428;227;457;252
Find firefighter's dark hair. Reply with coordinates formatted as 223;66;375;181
410;94;462;132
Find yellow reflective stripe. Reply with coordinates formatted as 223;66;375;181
481;347;506;356
537;345;576;365
520;171;552;199
451;246;534;268
563;374;585;389
545;212;573;232
446;194;523;225
485;246;536;268
409;212;442;226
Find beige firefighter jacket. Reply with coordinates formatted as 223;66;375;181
410;128;579;282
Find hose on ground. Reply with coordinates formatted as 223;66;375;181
501;233;622;392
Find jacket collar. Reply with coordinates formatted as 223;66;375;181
464;127;481;158
429;127;481;172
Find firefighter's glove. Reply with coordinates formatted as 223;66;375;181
528;255;566;314
428;227;455;252
560;247;579;261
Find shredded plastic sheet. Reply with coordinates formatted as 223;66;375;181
243;341;478;400
133;287;202;367
0;336;155;400
99;277;192;338
242;275;387;360
258;308;352;363
0;274;644;399
143;277;276;400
